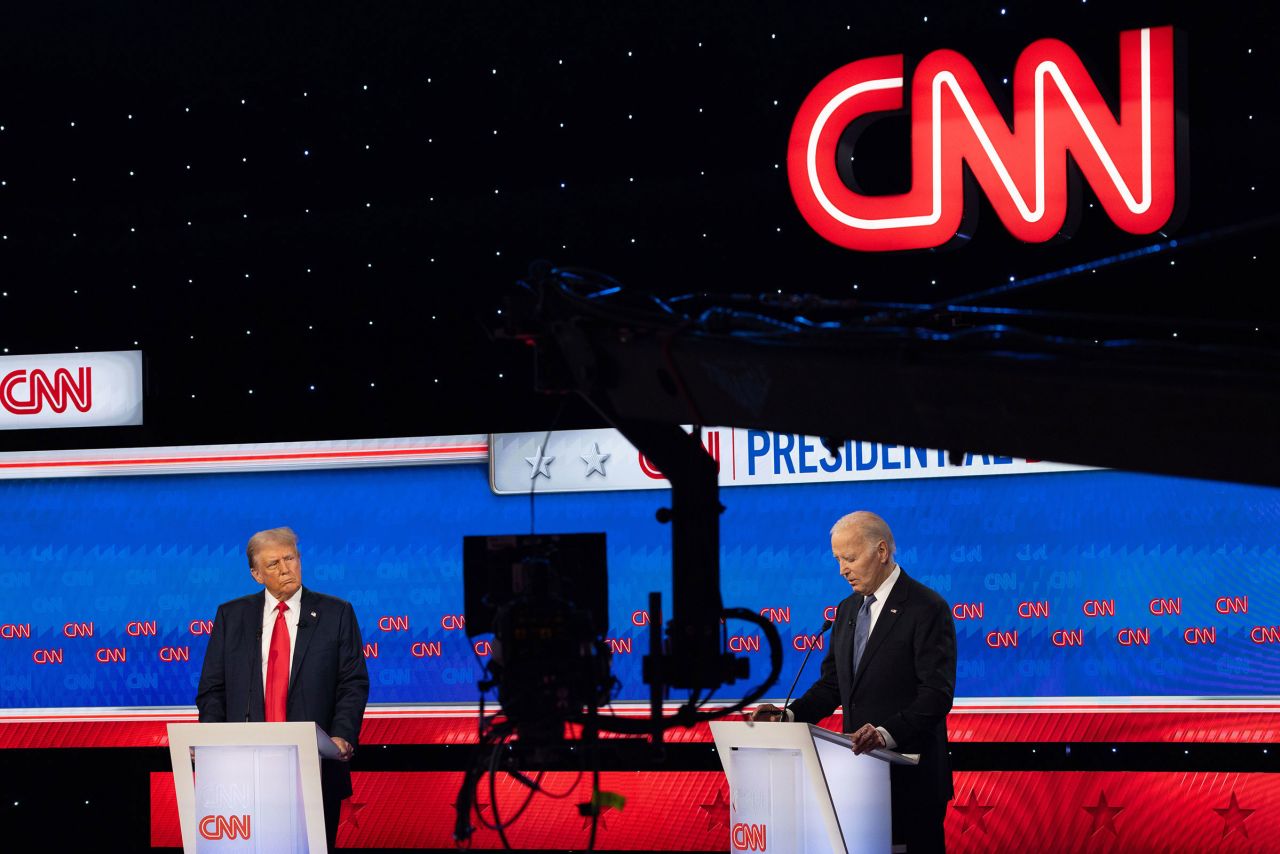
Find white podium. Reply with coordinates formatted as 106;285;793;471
710;721;916;854
167;722;340;854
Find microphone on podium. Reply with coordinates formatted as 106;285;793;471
781;618;833;718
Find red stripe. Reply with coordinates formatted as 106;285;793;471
0;444;487;470
731;428;736;479
8;709;1280;748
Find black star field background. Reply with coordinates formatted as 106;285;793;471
0;0;1276;453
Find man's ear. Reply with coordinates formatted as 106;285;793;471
249;566;264;585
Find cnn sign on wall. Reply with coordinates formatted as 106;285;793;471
789;26;1179;250
0;351;142;430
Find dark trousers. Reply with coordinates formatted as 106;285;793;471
892;798;948;853
322;787;343;850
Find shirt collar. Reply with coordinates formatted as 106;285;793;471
263;586;304;615
870;564;901;602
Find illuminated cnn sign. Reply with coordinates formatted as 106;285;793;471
788;26;1178;250
0;351;142;430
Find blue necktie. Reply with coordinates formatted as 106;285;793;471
852;594;876;674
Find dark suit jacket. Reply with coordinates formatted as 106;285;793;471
789;569;956;804
195;587;370;799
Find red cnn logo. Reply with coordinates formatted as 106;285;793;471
639;430;721;479
377;615;410;632
732;822;768;851
0;367;92;414
788;26;1177;250
199;814;251;841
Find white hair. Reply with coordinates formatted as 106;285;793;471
830;511;895;556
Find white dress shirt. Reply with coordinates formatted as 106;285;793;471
260;587;303;690
864;564;901;638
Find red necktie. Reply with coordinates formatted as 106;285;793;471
265;601;290;722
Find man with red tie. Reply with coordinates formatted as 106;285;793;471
196;527;370;851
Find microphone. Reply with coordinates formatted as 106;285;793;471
782;619;833;718
246;624;262;723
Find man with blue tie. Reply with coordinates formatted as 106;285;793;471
196;527;370;851
753;511;957;852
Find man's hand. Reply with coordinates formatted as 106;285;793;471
849;723;885;755
750;703;785;722
331;736;355;761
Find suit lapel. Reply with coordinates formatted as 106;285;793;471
850;571;911;693
835;597;855;699
290;588;319;692
246;596;266;721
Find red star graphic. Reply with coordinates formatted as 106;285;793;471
1213;792;1256;839
1083;790;1125;837
698;788;732;831
581;802;615;831
951;787;995;834
339;799;368;830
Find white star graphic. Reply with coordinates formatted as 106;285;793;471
580;442;611;477
525;445;555;479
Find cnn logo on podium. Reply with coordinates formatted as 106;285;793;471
199;814;251;841
732;821;768;851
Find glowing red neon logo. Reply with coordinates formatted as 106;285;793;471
0;367;92;414
788;26;1177;250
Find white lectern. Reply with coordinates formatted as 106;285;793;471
710;721;916;853
167;722;340;854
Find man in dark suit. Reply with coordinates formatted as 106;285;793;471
196;527;370;851
754;511;956;852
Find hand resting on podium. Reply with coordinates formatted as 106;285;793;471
748;702;786;723
749;705;888;755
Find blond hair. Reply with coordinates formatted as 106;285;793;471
246;527;299;569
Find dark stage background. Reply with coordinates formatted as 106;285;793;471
0;0;1276;451
1;1;1279;851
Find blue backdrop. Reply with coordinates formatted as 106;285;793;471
1;462;1278;708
